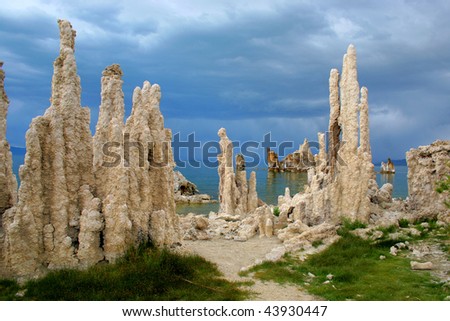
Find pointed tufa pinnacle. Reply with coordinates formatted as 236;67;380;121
58;19;76;51
217;128;258;215
347;44;356;54
340;42;359;155
298;44;375;225
358;86;371;160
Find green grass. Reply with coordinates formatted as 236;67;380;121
398;218;410;228
0;279;21;300
273;207;280;217
0;245;249;301
312;240;324;248
436;169;450;208
243;234;447;301
337;218;367;236
378;224;398;234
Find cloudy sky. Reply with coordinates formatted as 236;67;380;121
1;0;449;163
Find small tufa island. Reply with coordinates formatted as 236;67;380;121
380;158;396;174
0;20;449;284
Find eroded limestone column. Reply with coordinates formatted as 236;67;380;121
358;86;371;160
339;45;359;156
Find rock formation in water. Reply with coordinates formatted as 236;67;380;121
217;128;258;214
277;45;375;226
268;139;315;172
173;170;212;203
406;140;450;223
0;63;17;219
174;170;199;196
2;20;180;277
380;158;396;174
267;148;280;171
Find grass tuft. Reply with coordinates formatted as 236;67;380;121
337;218;367;236
247;233;447;301
1;245;249;301
273;207;280;217
398;218;410;228
312;240;324;248
0;279;21;300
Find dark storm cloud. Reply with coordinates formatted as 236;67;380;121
1;0;449;161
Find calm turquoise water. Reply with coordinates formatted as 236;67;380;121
176;164;409;214
376;165;408;199
10;150;408;215
175;166;309;214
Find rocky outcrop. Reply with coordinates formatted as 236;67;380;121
267;148;281;171
179;214;210;241
410;261;433;270
2;20;180;277
268;139;315;172
278;45;374;226
371;182;394;205
180;205;275;242
174;171;199;196
0;62;17;219
406;140;450;223
173;170;212;204
217;128;258;215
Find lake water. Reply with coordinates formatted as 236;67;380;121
176;164;409;214
10;150;408;215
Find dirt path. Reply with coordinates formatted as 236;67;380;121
182;237;321;301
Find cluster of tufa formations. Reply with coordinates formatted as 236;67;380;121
0;20;448;278
278;45;375;226
217;128;258;215
0;20;180;277
182;45;448;263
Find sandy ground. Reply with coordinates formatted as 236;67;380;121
182;237;321;301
